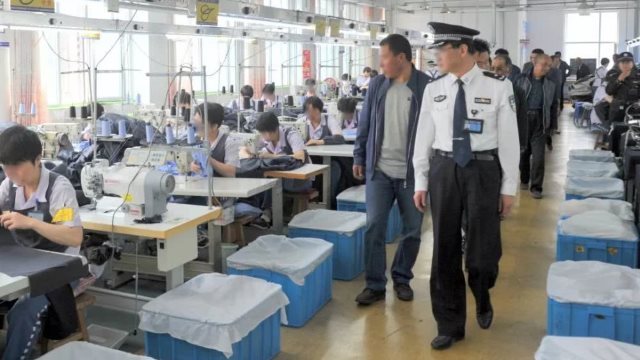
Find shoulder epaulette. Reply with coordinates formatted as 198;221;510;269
482;71;506;81
429;74;447;82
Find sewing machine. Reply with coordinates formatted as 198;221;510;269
228;131;262;154
81;159;176;223
34;123;83;159
279;116;308;140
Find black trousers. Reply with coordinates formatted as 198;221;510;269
429;155;502;337
521;111;546;192
560;80;566;110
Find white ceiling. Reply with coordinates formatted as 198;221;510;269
390;0;638;12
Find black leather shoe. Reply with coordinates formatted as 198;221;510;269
477;303;494;329
355;288;385;305
393;283;414;301
430;335;464;350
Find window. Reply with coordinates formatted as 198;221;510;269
317;44;341;80
266;41;303;88
564;12;617;65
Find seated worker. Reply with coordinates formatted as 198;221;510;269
304;79;318;97
227;85;256;111
260;83;280;109
340;73;353;97
302;96;350;207
605;52;640;124
0;126;83;360
184;102;263;222
337;97;359;130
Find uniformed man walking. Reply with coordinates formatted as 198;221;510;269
413;22;520;350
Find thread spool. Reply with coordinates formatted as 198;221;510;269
100;119;111;137
256;100;264;113
183;108;190;123
222;86;226;94
361;88;367;97
187;123;196;145
136;94;141;105
351;86;358;96
118;119;127;138
230;85;234;93
18;102;25;114
80;106;88;119
242;96;251;110
69;106;77;118
165;124;175;145
145;123;154;144
287;95;294;106
30;103;36;115
170;106;177;116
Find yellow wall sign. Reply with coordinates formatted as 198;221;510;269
197;0;219;26
315;17;327;37
11;0;55;13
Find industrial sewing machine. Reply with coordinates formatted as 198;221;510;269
81;158;176;223
34;123;83;160
279;116;308;140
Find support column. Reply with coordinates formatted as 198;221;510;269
148;12;175;107
0;33;11;122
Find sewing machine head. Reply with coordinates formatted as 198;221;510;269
278;117;308;141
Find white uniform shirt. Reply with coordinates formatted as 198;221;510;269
593;66;608;88
413;64;520;196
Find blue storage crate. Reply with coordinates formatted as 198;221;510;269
337;199;401;244
547;298;640;345
556;233;639;267
288;210;366;281
228;253;333;327
145;310;281;360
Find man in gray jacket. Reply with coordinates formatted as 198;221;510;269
515;53;558;199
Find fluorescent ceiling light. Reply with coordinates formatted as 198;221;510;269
218;16;313;31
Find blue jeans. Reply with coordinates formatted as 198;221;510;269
365;171;423;291
2;294;50;360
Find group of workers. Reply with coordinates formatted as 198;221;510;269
5;17;640;358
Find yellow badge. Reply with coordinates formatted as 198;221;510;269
52;208;74;223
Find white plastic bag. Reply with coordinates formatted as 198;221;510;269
227;235;333;286
569;149;615;162
559;198;634;221
535;336;640;360
567;160;620;178
547;261;640;308
565;177;624;199
558;210;638;241
38;341;154;360
336;185;365;203
289;209;367;235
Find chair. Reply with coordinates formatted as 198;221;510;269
39;293;96;353
222;215;255;247
284;189;319;218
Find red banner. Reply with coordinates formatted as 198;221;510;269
302;49;312;79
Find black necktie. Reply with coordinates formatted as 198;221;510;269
453;79;472;167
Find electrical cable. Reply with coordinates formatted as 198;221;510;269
96;9;139;68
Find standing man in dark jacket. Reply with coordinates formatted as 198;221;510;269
494;48;520;81
554;51;571;110
515;54;558;199
493;55;529;149
353;34;431;305
605;52;640;123
522;48;544;74
575;57;591;80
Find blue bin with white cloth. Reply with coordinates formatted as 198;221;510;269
559;198;634;221
569;149;615;163
336;185;401;244
547;261;640;344
535;336;640;360
564;177;624;200
556;210;639;267
567;160;620;178
227;235;333;327
139;274;289;360
288;209;366;281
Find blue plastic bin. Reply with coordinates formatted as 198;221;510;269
556;233;639;267
548;298;640;345
288;210;366;281
227;235;333;327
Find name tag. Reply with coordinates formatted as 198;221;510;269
474;97;492;104
464;119;484;134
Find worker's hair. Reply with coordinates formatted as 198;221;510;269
303;96;324;112
341;73;351;81
363;67;372;73
370;70;379;77
494;48;509;56
473;38;491;55
240;85;254;98
173;90;191;106
304;78;317;87
554;51;562;56
532;48;545;55
256;112;280;133
494;54;512;66
379;34;413;61
262;83;275;95
601;58;610;66
0;125;42;165
337;97;358;114
92;103;105;119
195;102;225;128
449;38;477;55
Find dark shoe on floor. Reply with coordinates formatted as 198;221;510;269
430;335;464;350
477;303;494;329
249;217;270;230
393;283;414;301
554;130;561;135
531;190;543;199
355;288;385;305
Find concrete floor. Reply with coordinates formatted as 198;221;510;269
1;110;595;359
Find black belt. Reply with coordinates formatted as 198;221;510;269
434;149;497;161
527;109;543;113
